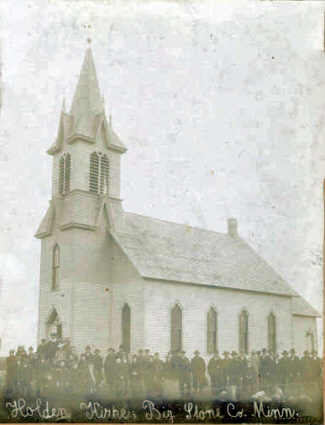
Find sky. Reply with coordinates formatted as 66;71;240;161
0;0;324;354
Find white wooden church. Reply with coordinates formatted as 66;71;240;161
36;46;320;357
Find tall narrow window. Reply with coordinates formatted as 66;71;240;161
100;154;109;194
89;152;99;193
58;153;71;196
268;313;276;353
52;244;60;290
89;152;109;194
207;307;217;354
122;303;131;353
239;310;249;354
171;304;182;352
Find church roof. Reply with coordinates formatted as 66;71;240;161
291;295;321;317
111;212;298;297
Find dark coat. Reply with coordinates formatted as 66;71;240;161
46;340;58;360
208;357;223;377
190;356;206;376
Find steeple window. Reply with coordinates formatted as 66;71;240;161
89;152;109;194
58;153;71;196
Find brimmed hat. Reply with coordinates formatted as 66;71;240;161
282;350;288;355
194;350;200;355
108;347;115;352
85;345;91;351
251;350;256;354
28;346;33;351
94;349;100;354
181;350;186;354
290;348;296;354
311;350;317;355
231;351;237;356
145;349;150;352
223;351;229;355
9;349;15;354
262;348;267;353
303;350;309;355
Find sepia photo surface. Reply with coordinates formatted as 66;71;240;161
0;0;324;423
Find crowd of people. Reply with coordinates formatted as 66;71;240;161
5;333;323;402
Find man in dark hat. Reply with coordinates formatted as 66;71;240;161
19;355;33;398
278;350;290;390
208;351;223;395
260;348;274;391
143;349;151;368
221;351;231;390
299;350;312;394
250;351;260;393
34;352;51;397
28;347;37;366
228;351;239;399
104;348;116;394
93;349;103;390
191;351;206;392
37;338;47;359
153;353;164;395
179;350;191;395
288;348;300;388
237;350;247;398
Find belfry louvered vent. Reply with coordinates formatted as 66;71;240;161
89;151;109;194
58;153;71;196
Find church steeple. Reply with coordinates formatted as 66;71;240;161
39;43;127;233
70;43;104;118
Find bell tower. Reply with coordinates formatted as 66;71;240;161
36;41;127;236
36;43;127;347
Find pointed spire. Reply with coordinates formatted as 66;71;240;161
70;43;103;118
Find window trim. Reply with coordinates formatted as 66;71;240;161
207;306;218;354
58;153;71;196
89;151;109;195
267;312;276;353
171;303;182;352
239;309;249;354
51;244;60;291
122;303;131;353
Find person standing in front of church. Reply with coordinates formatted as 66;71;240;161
191;351;206;392
104;348;116;396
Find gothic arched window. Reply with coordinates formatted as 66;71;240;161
171;304;182;352
207;307;218;354
58;153;71;196
122;303;131;353
268;313;276;354
52;244;60;290
239;310;249;354
89;152;109;194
